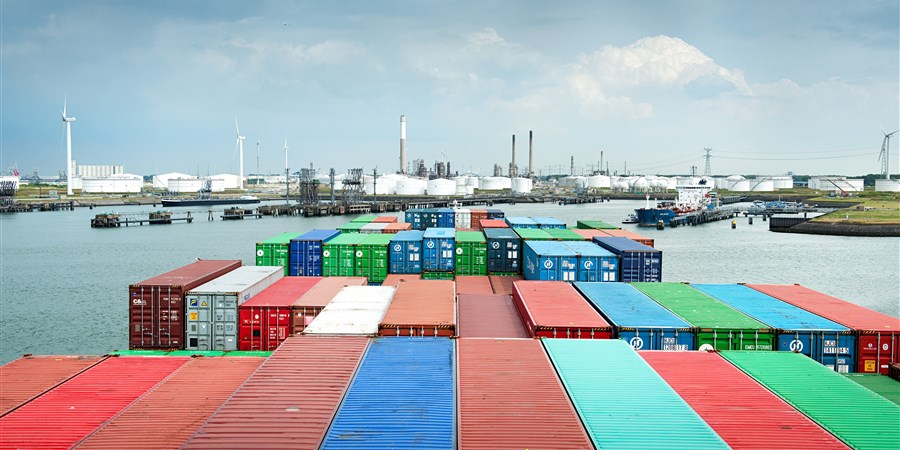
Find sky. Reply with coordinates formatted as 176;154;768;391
2;0;898;178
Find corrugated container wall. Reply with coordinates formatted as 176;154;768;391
303;286;396;335
514;227;553;241
321;338;455;450
454;207;471;228
455;231;487;275
457;294;528;338
354;233;393;283
530;216;566;229
592;236;662;282
576;219;619;230
513;280;611;338
479;219;509;229
372;215;398;223
544;228;584;241
289;229;340;276
599;228;655;247
129;260;242;350
405;208;426;230
322;233;366;277
505;216;537;228
255;231;301;275
455;275;494;295
563;240;618;282
522;241;578;281
486;208;505;219
360;222;388;234
543;339;729;449
388;230;424;274
237;277;322;351
291;277;367;334
469;209;488;229
380;280;455;336
351;214;378;223
382;222;411;233
489;275;522;295
844;373;900;405
422;228;456;272
0;355;104;416
185;266;284;351
576;282;694;350
436;208;455;228
484;227;521;274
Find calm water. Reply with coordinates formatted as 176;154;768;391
1;200;898;364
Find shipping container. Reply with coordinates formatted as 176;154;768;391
321;338;454;449
544;339;728;449
0;357;188;450
455;275;494;295
382;222;412;233
372;215;398;223
455;231;487;275
303;286;396;335
0;355;105;416
360;222;388;234
513;280;610;338
633;282;774;351
844;374;900;405
336;221;365;233
576;219;619;230
891;363;900;381
599;228;655;247
291;277;368;334
457;339;592;449
255;231;302;275
130;260;242;350
747;283;900;374
182;336;369;450
436;207;455;228
351;214;378;223
422;271;455;280
380;280;455;336
454;207;471;228
484;227;521;274
505;216;537;228
570;228;608;240
470;209;488;230
642;351;850;450
457;294;528;338
185;266;284;351
354;233;393;283
107;349;171;356
381;273;422;286
388;230;424;274
237;277;323;351
530;216;566;229
322;233;366;277
514;227;553;241
522;241;578;281
479;219;509;229
422;227;456;272
405;208;427;230
489;274;522;295
722;350;900;450
576;282;694;350
289;229;340;277
592;236;662;282
543;227;583;240
74;357;264;450
486;208;505;219
694;283;856;372
562;241;618;282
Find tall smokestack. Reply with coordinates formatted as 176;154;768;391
528;130;533;178
511;134;516;177
400;115;407;174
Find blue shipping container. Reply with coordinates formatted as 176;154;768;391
484;227;521;274
562;241;618;282
522;241;578;281
422;228;456;272
436;208;455;228
289;229;341;276
405;209;426;230
389;230;425;274
322;337;455;449
592;236;662;282
486;208;505;219
530;216;566;229
505;216;538;228
692;283;857;372
575;282;695;350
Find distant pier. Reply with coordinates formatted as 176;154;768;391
91;211;193;228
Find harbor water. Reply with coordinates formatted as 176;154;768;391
1;200;898;364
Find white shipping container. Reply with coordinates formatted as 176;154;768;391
303;286;396;335
361;222;389;234
185;266;285;351
454;208;471;229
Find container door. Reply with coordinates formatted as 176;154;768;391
857;333;897;374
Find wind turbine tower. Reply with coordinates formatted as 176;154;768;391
704;148;712;176
235;118;246;190
880;127;899;179
61;96;76;196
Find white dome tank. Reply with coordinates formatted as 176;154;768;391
466;177;480;188
750;179;774;192
395;177;427;195
587;175;611;188
364;177;397;195
427;178;457;196
632;177;649;192
729;179;751;192
772;176;793;189
511;177;533;194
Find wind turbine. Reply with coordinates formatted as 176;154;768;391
879;126;899;180
256;141;260;186
235;118;246;190
61;96;76;195
283;137;289;205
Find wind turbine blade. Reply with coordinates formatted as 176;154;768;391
63;94;67;118
235;117;241;137
880;123;887;136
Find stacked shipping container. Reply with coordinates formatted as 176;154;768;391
291;277;367;334
513;280;611;338
237;277;323;350
593;236;662;282
379;280;455;336
289;229;340;276
255;232;301;275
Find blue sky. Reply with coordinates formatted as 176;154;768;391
2;1;898;178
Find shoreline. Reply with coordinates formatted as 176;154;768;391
774;221;900;237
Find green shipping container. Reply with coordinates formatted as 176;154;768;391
337;222;366;233
351;214;379;223
844;373;900;405
722;351;900;450
455;231;487;275
226;350;273;357
107;349;171;356
544;339;729;449
513;228;553;241
168;350;227;357
632;282;774;351
355;234;393;283
323;234;366;277
423;271;455;280
256;232;301;275
544;228;584;241
576;220;619;230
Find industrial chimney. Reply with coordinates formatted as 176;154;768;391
509;134;517;178
528;130;533;178
400;114;407;174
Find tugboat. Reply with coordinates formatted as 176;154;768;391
633;179;718;227
622;213;639;224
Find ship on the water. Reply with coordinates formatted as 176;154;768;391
160;179;260;207
634;180;719;227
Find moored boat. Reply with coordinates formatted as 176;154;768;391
634;180;718;227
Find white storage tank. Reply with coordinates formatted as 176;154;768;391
772;176;794;189
466;177;480;189
714;177;730;189
632;177;649;192
169;178;204;193
426;178;456;196
749;179;775;192
875;179;900;192
364;177;397;195
395;177;427;195
479;176;507;191
729;179;751;192
587;175;611;188
81;174;143;194
465;185;475;195
511;177;533;194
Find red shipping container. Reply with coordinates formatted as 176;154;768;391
470;210;488;230
458;339;593;449
238;277;323;351
382;273;422;287
748;283;900;374
480;219;509;229
74;357;263;450
182;336;368;450
599;229;654;247
380;280;456;336
571;228;607;240
641;351;850;450
372;216;399;223
0;357;187;449
489;275;522;295
456;276;494;295
291;277;368;334
512;280;611;339
129;260;242;350
457;294;529;338
382;222;412;233
0;355;105;416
